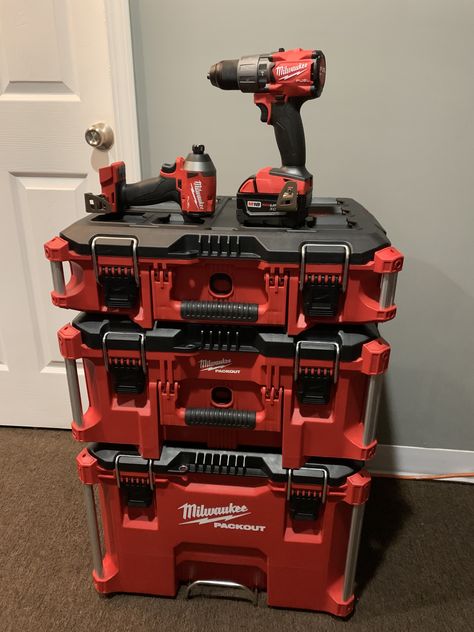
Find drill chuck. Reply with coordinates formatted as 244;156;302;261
208;59;239;90
208;55;270;92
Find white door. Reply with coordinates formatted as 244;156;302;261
0;0;140;427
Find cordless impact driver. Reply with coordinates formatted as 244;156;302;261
208;48;326;227
84;144;217;222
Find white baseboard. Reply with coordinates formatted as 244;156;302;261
368;444;474;483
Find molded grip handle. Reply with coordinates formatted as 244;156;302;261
181;300;258;322
270;99;306;169
122;175;180;208
185;408;256;429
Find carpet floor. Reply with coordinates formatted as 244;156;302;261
0;427;472;632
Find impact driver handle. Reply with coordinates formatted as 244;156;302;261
122;173;180;207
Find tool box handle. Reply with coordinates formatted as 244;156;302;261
185;408;256;429
88;443;362;485
186;580;258;606
181;300;258;322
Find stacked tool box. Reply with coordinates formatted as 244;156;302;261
45;195;402;617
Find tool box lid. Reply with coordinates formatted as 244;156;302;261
72;313;294;357
60;196;390;264
88;443;363;486
72;313;379;361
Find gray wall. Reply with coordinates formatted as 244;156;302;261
130;0;474;450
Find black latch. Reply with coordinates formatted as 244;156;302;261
294;340;340;406
109;360;145;394
103;332;146;394
121;479;153;507
101;270;139;308
299;243;351;318
302;276;341;317
289;490;321;521
91;236;140;309
297;368;333;404
115;455;154;507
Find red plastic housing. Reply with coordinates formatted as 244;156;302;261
44;236;155;328
164;156;216;216
59;322;390;464
45;233;403;333
77;448;371;616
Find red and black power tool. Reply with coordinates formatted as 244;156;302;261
84;144;216;222
208;48;326;227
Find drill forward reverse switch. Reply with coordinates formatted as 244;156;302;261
208;48;326;227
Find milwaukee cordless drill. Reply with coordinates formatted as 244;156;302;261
208;48;325;227
84;145;217;222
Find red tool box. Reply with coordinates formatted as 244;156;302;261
77;443;370;616
45;197;403;333
59;314;389;464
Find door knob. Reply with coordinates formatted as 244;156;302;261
85;122;114;150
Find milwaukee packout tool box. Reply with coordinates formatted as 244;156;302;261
60;314;389;464
78;443;370;616
45;197;403;334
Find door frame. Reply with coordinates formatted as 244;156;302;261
105;0;141;181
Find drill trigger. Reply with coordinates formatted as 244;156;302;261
256;103;269;123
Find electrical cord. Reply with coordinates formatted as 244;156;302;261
371;472;474;481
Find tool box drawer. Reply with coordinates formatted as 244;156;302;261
60;315;389;463
45;197;403;332
78;444;370;617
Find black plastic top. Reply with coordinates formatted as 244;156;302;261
60;197;390;264
88;443;363;486
73;312;379;361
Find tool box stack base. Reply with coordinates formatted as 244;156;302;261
78;444;370;617
46;195;402;616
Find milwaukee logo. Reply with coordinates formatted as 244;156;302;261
199;358;240;374
178;502;266;532
275;62;308;80
190;180;204;210
179;502;250;525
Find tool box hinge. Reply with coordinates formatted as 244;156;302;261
115;455;154;507
102;331;146;394
294;339;341;404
